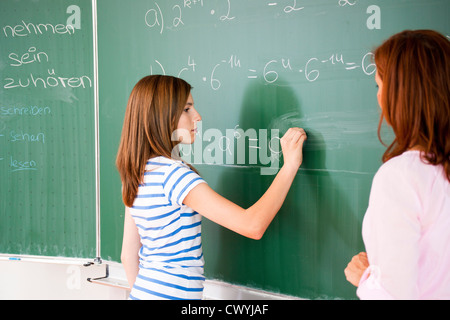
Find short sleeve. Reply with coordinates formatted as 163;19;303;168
162;163;206;206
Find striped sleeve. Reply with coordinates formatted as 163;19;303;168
163;163;205;206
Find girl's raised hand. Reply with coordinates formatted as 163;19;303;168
280;127;307;172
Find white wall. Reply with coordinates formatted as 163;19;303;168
0;258;127;300
0;257;299;300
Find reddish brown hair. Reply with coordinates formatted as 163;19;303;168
374;30;450;181
116;75;193;207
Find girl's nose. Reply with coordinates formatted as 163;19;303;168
193;108;202;122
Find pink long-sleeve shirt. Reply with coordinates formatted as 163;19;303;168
357;151;450;300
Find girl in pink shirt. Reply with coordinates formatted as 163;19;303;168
344;30;450;299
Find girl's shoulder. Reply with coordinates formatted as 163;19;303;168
378;150;418;172
375;150;447;190
145;156;189;173
146;157;205;207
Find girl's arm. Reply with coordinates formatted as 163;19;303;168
120;206;142;289
183;127;307;240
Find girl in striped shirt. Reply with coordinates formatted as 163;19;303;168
117;75;307;300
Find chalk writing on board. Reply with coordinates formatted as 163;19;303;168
184;0;204;8
150;51;375;90
9;156;38;172
0;104;52;172
8;47;49;67
0;105;51;116
209;55;241;90
142;0;376;36
338;0;357;6
2;20;76;38
3;69;92;89
219;0;235;21
1;10;91;176
144;0;370;35
259;52;375;84
9;130;45;144
268;1;305;13
4;47;92;89
145;0;236;34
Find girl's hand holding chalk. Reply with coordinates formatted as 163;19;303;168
280;127;307;173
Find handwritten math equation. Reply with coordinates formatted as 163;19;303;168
150;51;376;91
144;0;379;35
145;0;378;89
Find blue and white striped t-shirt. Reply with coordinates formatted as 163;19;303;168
128;156;206;300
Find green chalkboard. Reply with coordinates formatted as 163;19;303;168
0;0;96;258
97;0;449;299
1;0;448;299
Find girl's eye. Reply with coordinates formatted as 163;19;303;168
184;108;190;112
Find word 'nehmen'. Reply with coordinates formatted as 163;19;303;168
3;20;75;37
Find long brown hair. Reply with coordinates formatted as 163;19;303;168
374;30;450;182
116;75;193;207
